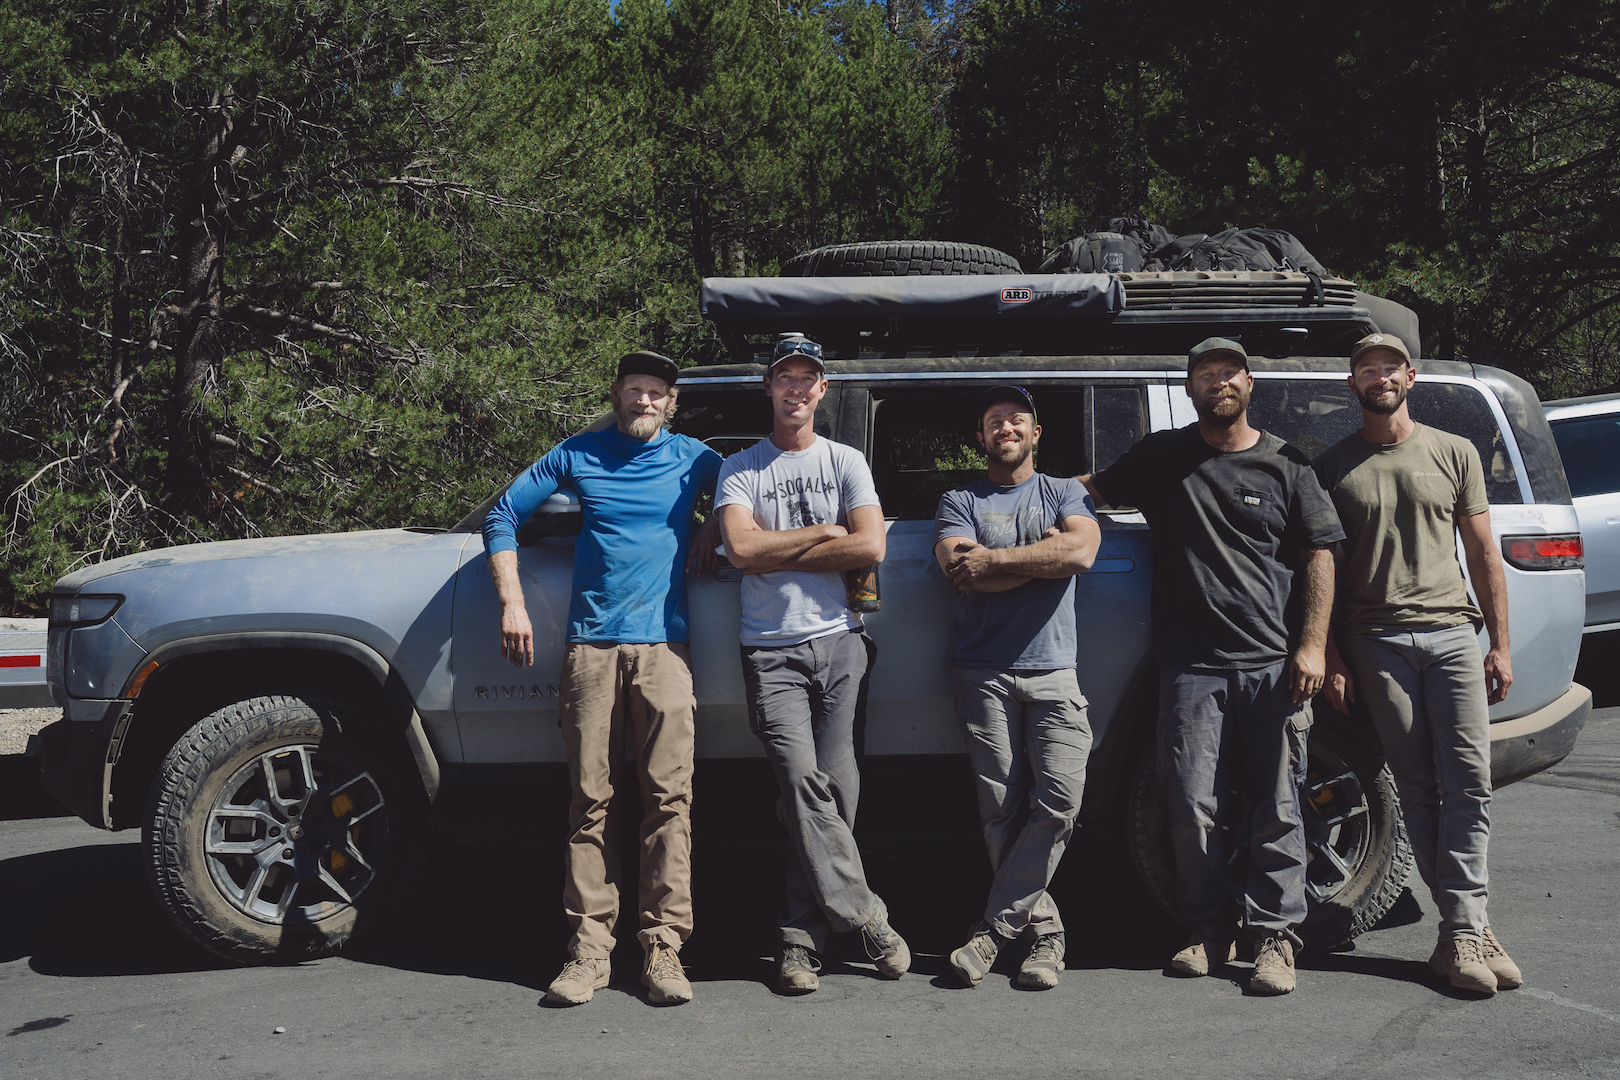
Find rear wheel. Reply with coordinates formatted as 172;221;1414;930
144;694;427;964
780;240;1021;277
1126;710;1411;950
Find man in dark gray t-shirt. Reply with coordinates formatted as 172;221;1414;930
933;386;1100;990
1084;338;1342;996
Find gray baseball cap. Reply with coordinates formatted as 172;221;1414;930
1187;337;1249;373
1349;332;1411;367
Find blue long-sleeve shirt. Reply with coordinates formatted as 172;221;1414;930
483;426;723;644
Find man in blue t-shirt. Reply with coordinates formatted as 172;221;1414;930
932;386;1100;991
483;351;723;1008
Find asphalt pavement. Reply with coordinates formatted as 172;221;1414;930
3;707;1617;1080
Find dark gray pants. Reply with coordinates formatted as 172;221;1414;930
1158;662;1311;946
741;629;881;952
950;666;1091;939
1338;624;1491;940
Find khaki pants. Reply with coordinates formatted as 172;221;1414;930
559;641;696;958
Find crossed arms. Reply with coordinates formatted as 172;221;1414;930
932;515;1101;593
719;503;886;573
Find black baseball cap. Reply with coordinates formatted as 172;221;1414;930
1187;337;1249;373
617;350;679;387
976;385;1037;426
768;334;826;374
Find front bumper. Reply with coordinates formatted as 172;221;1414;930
1490;682;1591;788
36;700;131;829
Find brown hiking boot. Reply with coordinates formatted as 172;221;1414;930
860;910;911;979
641;941;692;1005
1429;935;1497;995
777;944;821;995
1480;926;1523;989
1169;932;1236;977
950;924;1006;986
546;956;611;1005
1249;932;1296;995
1017;932;1066;990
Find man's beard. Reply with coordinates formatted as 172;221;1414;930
1194;389;1247;427
987;437;1033;470
618;404;664;439
1355;380;1408;416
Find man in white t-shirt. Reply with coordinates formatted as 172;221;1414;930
716;335;911;996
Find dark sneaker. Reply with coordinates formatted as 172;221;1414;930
1429;935;1497;995
641;941;692;1005
950;924;1005;986
546;957;611;1005
1480;926;1523;990
861;910;911;979
1169;933;1236;977
1249;932;1296;995
1017;932;1066;990
777;944;821;995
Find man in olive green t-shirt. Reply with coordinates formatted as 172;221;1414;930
1315;333;1522;997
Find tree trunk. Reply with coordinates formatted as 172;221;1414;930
162;87;238;514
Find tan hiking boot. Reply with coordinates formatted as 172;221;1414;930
1250;933;1296;995
1169;933;1236;977
1017;932;1066;990
641;941;692;1005
546;956;611;1005
1429;935;1497;995
950;924;1006;986
777;944;821;995
1480;926;1524;989
860;910;911;979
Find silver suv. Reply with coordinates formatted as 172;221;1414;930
37;263;1591;964
1543;392;1620;634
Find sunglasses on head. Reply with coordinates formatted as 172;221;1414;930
772;338;824;362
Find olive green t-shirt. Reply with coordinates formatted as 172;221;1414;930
1313;423;1488;633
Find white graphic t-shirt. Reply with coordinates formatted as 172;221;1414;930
715;436;882;646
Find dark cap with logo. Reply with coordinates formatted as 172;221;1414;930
1349;332;1411;367
617;350;680;387
976;385;1038;425
769;333;827;374
1187;337;1249;373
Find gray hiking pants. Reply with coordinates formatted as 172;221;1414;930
741;628;882;953
1159;662;1311;947
1338;623;1491;941
950;666;1091;940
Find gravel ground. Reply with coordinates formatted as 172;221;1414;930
0;707;61;755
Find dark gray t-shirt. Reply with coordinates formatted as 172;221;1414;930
1094;424;1344;670
934;473;1096;670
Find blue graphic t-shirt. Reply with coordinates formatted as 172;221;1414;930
934;473;1096;670
483;426;723;644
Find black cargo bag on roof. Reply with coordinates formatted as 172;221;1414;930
1038;232;1147;274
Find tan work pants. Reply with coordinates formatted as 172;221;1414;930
559;641;696;958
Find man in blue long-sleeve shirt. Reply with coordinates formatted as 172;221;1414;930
484;351;722;1007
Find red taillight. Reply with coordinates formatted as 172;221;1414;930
1502;534;1584;570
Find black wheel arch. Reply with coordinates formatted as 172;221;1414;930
109;633;440;831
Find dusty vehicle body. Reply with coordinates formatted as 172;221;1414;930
38;268;1590;962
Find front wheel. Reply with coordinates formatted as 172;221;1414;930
144;694;427;964
1126;710;1412;950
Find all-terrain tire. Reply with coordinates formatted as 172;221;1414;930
780;240;1022;277
1126;709;1412;950
143;694;428;964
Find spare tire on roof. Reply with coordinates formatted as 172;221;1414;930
781;240;1022;277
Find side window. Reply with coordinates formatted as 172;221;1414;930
672;391;772;452
870;389;1087;520
1247;379;1524;504
1551;415;1620;498
1092;385;1147;474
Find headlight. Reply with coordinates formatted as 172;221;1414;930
48;594;123;626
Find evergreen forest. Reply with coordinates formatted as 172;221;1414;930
5;0;1619;611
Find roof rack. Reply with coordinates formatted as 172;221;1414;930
700;271;1387;363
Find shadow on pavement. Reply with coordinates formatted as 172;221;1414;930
0;755;71;820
